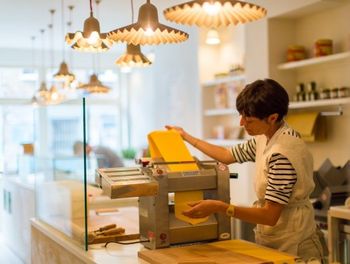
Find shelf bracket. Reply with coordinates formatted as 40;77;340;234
320;105;343;116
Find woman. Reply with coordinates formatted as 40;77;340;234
166;79;325;262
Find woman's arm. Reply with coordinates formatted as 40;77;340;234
165;125;236;165
183;199;284;226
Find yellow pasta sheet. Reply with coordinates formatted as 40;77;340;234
148;130;208;225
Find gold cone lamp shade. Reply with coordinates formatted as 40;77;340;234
108;0;189;45
66;14;112;52
163;0;267;28
36;82;50;102
31;96;39;107
78;74;110;93
116;44;152;67
54;61;75;82
48;85;65;105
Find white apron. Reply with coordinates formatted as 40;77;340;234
253;123;324;260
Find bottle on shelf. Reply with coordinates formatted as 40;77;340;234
320;88;331;100
306;81;319;101
294;83;306;102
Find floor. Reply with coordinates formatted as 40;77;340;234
0;233;23;264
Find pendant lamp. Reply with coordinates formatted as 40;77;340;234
108;0;189;45
205;28;220;45
78;73;110;93
54;0;75;83
163;0;267;28
47;10;64;105
116;44;152;67
35;29;50;105
48;85;65;104
36;82;51;105
65;0;112;52
115;0;151;67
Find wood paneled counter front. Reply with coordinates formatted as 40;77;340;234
31;219;296;264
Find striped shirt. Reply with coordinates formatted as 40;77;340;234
231;128;300;204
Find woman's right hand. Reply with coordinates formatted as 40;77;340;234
165;125;186;139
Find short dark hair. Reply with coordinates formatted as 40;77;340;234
236;79;289;122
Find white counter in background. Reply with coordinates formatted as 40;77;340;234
2;175;36;264
31;219;148;264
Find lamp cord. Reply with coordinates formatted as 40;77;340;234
68;6;74;69
61;0;65;61
31;36;36;70
49;10;55;72
90;0;93;16
131;0;134;23
40;29;45;78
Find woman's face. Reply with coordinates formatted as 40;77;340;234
239;115;270;136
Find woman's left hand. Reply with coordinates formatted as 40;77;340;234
182;200;227;218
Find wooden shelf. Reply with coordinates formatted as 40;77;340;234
206;138;244;146
277;51;350;70
204;108;238;116
289;97;350;109
202;75;245;87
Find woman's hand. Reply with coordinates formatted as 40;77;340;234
165;125;186;139
182;200;228;218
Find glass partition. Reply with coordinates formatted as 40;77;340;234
33;97;137;251
34;98;88;250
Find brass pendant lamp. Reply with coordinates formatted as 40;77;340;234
163;0;267;28
78;73;110;93
115;0;151;67
35;29;51;105
116;43;152;67
47;10;64;105
65;0;111;52
108;0;189;45
54;0;75;83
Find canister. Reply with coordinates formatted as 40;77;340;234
287;45;306;62
314;39;333;57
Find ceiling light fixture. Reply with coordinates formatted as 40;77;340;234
116;44;152;67
54;0;75;84
163;0;267;28
205;28;220;45
47;10;64;105
116;0;151;68
65;0;111;52
108;0;189;45
35;29;50;105
78;73;110;93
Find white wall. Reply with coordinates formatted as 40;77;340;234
126;27;201;150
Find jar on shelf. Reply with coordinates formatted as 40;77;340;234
331;87;339;99
320;88;331;100
306;81;319;101
314;39;333;57
287;45;306;62
295;83;306;102
338;87;349;98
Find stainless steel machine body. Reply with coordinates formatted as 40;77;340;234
96;160;231;249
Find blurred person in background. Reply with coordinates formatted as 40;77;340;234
73;140;124;168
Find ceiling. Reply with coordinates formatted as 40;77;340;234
0;0;188;51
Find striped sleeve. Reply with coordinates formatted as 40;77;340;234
231;138;256;163
265;153;297;204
